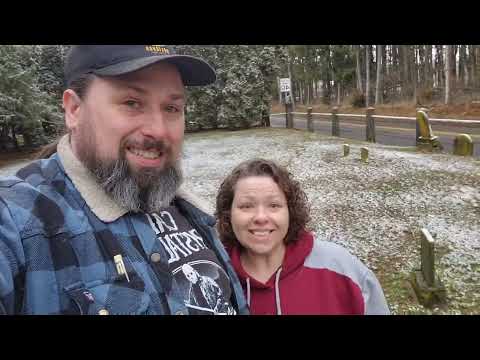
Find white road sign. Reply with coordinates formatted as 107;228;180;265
280;78;291;93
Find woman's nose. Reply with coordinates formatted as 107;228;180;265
253;206;269;224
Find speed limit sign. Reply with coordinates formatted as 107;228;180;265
280;78;291;93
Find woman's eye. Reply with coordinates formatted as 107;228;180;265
238;203;253;209
270;203;282;208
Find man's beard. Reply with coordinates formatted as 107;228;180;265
76;128;183;213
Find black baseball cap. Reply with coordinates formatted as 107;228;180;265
64;45;216;87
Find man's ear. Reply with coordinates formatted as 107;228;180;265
63;89;82;132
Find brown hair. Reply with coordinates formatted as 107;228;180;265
34;73;95;160
215;158;311;248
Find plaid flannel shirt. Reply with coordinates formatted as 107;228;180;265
0;153;248;315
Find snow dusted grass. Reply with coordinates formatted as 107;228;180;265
182;128;480;315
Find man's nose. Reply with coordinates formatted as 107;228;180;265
141;111;168;139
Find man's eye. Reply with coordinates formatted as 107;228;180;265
124;100;141;109
166;105;180;113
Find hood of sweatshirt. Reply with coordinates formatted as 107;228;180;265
228;230;314;314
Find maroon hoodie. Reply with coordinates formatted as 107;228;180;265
228;230;390;315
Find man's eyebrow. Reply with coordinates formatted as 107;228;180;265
123;85;148;94
122;85;185;102
170;93;186;102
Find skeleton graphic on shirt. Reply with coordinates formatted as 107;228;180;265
181;263;235;315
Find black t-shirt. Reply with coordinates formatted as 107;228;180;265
146;206;236;315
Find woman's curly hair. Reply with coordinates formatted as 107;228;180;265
215;158;311;248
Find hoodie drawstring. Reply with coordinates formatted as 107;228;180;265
274;267;282;315
246;277;251;307
245;267;283;315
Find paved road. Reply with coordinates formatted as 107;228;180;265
270;114;480;157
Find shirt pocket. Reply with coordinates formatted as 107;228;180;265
64;276;151;315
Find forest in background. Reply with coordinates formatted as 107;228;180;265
1;45;479;156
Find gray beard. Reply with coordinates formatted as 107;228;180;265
91;156;183;214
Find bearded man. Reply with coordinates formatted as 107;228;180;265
0;45;248;315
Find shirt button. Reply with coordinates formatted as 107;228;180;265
98;309;109;315
150;253;161;263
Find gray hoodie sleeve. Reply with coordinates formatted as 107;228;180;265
361;269;390;315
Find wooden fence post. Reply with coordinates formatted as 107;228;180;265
307;107;313;132
331;107;339;136
366;107;376;142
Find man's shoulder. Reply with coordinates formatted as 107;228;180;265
0;156;79;234
0;156;63;190
175;186;213;215
175;186;216;226
0;157;66;202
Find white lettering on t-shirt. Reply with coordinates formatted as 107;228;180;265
146;212;210;264
147;212;179;234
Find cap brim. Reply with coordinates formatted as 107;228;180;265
93;54;216;86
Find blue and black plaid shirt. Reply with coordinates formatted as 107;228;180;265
0;153;248;315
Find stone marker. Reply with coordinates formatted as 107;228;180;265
343;144;350;157
409;228;446;308
453;134;474;156
360;147;368;163
416;110;443;152
420;228;435;286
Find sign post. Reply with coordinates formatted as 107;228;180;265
280;78;292;128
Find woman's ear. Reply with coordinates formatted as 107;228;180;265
63;89;82;132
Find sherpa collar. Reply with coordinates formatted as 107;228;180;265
57;134;212;222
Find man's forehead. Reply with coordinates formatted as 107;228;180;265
98;70;186;98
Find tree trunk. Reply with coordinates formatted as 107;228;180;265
375;45;383;105
10;125;19;150
287;55;295;111
412;46;417;104
460;45;468;87
277;77;282;103
366;46;370;107
401;45;410;99
425;45;433;88
470;45;476;87
445;45;452;105
391;45;399;100
355;45;363;93
435;45;444;88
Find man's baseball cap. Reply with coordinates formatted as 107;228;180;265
64;45;216;87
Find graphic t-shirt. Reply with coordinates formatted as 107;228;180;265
146;206;236;315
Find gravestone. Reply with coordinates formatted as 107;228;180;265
416;110;443;152
409;228;446;308
343;144;350;157
360;147;369;163
453;134;474;156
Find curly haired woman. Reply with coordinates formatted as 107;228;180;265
216;159;389;315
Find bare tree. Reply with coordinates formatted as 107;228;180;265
287;52;295;111
366;45;370;107
375;45;383;105
355;45;363;93
445;45;452;105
